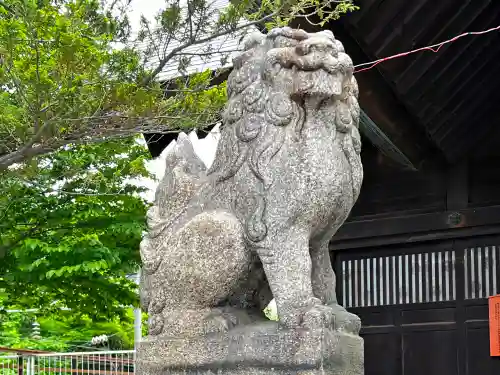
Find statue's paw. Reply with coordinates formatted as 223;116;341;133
203;310;236;334
300;303;336;329
328;303;361;334
280;299;361;333
280;297;335;329
148;314;164;336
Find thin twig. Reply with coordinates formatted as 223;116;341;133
177;49;242;56
142;8;281;86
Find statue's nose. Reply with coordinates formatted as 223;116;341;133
295;37;337;56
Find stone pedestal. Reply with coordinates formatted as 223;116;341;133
136;322;363;375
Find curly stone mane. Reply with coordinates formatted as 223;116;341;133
207;28;361;243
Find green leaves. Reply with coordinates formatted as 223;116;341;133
0;0;155;166
160;3;182;33
0;0;359;169
0;136;150;320
0;308;146;351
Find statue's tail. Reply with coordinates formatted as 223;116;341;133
152;132;207;222
140;132;207;276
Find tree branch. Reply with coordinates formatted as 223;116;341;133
142;8;281;86
177;49;242;56
0;3;283;169
0;113;220;169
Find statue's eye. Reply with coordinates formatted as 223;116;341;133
274;36;297;48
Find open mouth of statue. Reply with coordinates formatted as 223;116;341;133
265;43;353;100
292;68;344;99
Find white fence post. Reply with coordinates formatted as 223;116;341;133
2;349;136;374
134;269;142;354
0;354;20;374
25;355;34;375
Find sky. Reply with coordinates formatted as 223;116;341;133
127;0;166;32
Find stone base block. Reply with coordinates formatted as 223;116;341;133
136;322;363;375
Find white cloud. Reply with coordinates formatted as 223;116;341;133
127;0;167;33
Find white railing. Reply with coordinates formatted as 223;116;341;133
0;355;20;375
0;350;135;375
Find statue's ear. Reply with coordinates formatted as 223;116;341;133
176;133;196;157
242;31;265;51
175;133;207;174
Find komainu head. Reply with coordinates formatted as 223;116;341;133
230;27;357;103
211;26;360;160
207;27;361;242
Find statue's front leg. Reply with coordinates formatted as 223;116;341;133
311;242;337;305
258;228;334;329
310;241;361;334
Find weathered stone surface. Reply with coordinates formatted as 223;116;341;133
136;323;363;375
138;25;364;375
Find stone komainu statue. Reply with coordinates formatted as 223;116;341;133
140;27;363;338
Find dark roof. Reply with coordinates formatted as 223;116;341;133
339;0;500;163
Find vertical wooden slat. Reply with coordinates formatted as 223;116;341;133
372;257;378;306
410;253;416;303
348;260;353;308
398;255;404;305
444;251;452;301
452;250;457;300
354;259;359;308
478;247;483;299
472;247;478;299
445;250;450;301
464;248;470;299
437;252;443;301
342;260;347;307
355;259;364;306
485;246;491;298
392;255;397;305
379;257;385;306
366;257;372;307
424;252;430;302
424;252;428;302
385;256;391;306
417;253;423;303
404;254;409;304
360;258;366;307
431;252;437;302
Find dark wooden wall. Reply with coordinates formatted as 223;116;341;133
332;137;500;375
331;139;500;250
469;158;500;208
335;236;500;375
350;141;446;218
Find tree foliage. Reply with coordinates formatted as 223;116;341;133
0;0;358;169
0;137;150;318
0;135;151;349
0;0;159;168
0;308;147;351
